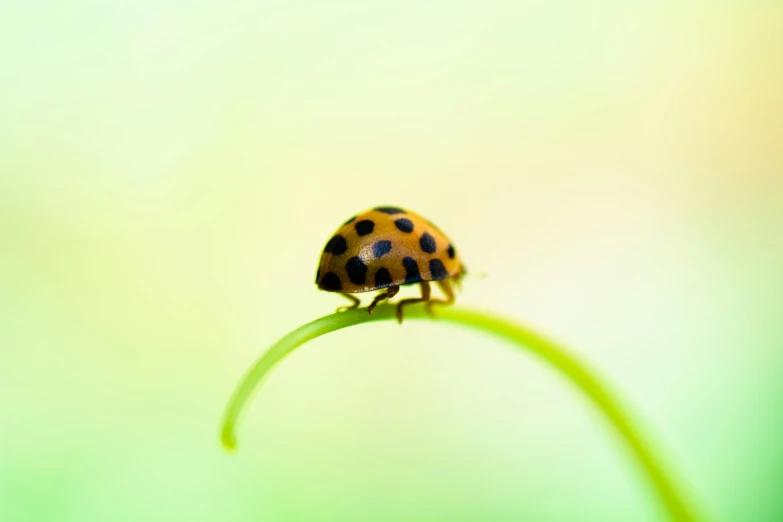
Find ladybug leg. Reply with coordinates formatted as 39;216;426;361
452;266;465;291
336;293;361;313
426;279;455;314
367;285;399;314
395;281;431;324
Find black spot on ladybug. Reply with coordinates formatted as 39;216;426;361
429;259;448;280
324;235;347;255
374;206;405;215
447;243;455;259
355;220;375;236
394;218;414;233
402;257;422;283
345;256;368;285
343;215;357;225
419;232;437;254
375;267;392;287
321;271;342;291
373;240;392;258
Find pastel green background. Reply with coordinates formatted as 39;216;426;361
1;2;781;521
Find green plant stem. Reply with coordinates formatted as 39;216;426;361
219;303;701;521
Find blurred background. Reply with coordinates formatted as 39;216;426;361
1;2;781;521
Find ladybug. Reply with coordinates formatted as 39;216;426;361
316;206;465;323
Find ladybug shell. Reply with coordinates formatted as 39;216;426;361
316;206;463;293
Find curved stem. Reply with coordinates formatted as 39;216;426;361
219;304;702;521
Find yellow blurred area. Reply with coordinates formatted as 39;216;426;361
1;2;781;521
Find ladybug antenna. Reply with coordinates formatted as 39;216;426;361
462;267;488;280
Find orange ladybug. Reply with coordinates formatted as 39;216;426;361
316;206;465;323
